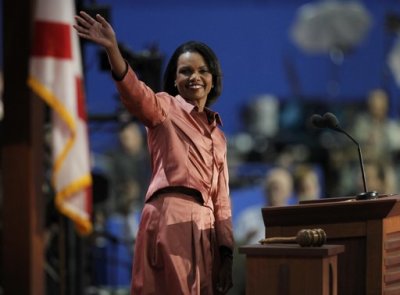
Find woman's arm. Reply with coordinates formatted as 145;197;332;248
74;11;168;127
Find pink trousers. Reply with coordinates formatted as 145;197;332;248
131;193;219;295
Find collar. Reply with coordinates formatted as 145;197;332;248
176;95;223;126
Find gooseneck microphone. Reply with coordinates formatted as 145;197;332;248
310;112;378;200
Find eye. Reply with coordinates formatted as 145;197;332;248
199;68;210;75
178;68;192;76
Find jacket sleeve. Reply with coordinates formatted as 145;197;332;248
213;148;235;252
114;65;169;128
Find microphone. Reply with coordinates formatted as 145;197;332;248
309;114;326;128
310;112;378;200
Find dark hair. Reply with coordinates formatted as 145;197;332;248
162;41;223;107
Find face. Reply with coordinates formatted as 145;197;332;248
175;51;213;109
266;181;291;206
368;90;388;120
119;123;143;154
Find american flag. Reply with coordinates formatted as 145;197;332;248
28;0;92;235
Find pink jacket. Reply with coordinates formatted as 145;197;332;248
114;66;234;251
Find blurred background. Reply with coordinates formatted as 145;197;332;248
2;0;400;294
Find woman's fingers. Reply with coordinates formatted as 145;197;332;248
75;12;95;26
79;11;96;25
95;14;109;27
74;12;110;34
73;11;115;48
74;15;91;30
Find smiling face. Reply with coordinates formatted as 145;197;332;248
175;51;213;111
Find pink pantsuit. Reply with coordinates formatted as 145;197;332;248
114;66;234;294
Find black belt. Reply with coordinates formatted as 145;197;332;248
153;186;204;204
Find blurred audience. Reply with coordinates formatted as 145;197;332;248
88;121;151;289
355;161;398;195
103;122;150;240
352;88;400;164
106;122;150;215
234;167;295;245
90;121;150;252
232;167;295;295
293;164;321;202
242;94;280;139
331;88;400;196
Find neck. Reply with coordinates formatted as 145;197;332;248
188;100;205;112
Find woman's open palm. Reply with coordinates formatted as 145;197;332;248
74;11;117;50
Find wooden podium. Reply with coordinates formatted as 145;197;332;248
239;244;345;295
260;194;400;295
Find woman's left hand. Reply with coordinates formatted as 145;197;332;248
216;255;233;294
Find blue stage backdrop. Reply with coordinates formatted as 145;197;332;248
81;0;400;153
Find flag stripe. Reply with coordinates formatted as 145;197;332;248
32;21;72;58
76;77;87;120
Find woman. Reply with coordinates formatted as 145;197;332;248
74;11;234;295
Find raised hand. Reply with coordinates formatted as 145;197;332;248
74;11;117;50
74;11;126;78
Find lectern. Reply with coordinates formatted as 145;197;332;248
261;194;400;295
239;243;345;295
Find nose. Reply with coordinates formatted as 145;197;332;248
189;71;199;80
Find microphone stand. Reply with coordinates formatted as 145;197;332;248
310;112;379;200
335;127;378;200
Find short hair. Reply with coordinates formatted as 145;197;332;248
162;41;223;107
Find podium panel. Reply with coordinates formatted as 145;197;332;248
261;194;400;295
239;244;345;295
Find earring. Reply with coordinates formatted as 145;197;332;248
174;81;177;87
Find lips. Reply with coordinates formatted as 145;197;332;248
188;83;204;89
